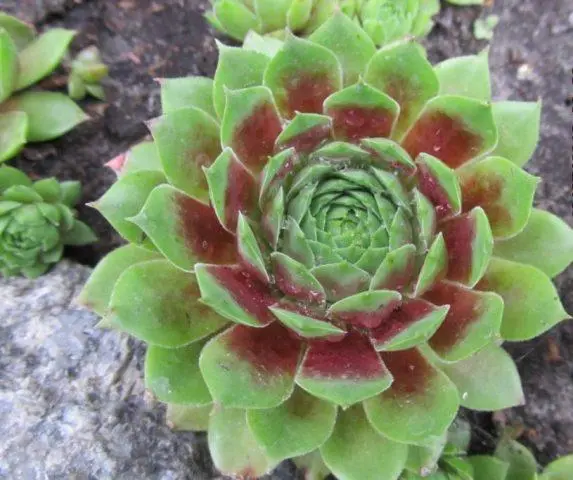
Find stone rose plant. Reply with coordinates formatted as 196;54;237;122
80;13;573;480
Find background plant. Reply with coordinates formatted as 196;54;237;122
80;12;571;480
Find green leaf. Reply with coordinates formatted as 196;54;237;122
15;28;76;91
149;107;220;201
293;451;332;480
93;170;165;244
237;213;269;282
309;11;376;86
272;251;327;304
414;234;447;297
33;178;61;203
145;342;211;405
287;0;313;32
160;76;216;118
0;13;35;50
108;259;227;347
213;43;270;119
321;405;408;480
0;165;32;192
0;111;27;163
166;403;212;432
62;220;97;246
263;34;343;119
540;455;573;480
4;92;88;142
59;180;81;207
243;30;283;57
211;0;259;41
439;343;524;410
312;261;370;302
67;72;86;100
77;244;160;316
490;101;541;167
208;407;277;477
457;156;539;239
495;438;538;480
0;28;18;103
115;141;162;177
364;348;460;445
435;50;491;101
494;208;573;278
247;388;337;461
199;323;301;408
270;303;345;338
365;40;439;139
328;290;402;329
480;257;570;341
467;456;510;480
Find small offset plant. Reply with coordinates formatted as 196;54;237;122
206;0;488;45
81;13;572;480
0;12;103;163
0;166;96;278
68;46;108;101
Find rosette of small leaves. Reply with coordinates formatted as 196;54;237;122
206;0;441;45
0;12;89;163
0;166;96;278
80;14;573;480
68;46;108;101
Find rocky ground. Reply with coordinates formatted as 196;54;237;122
1;0;572;477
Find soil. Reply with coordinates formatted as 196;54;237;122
3;0;573;472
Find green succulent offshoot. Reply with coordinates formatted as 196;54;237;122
0;166;97;278
68;46;109;101
80;14;572;480
206;0;442;45
0;12;89;163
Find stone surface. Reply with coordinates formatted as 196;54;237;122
0;261;299;479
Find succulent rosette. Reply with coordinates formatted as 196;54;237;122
81;14;573;480
0;166;96;278
206;0;440;45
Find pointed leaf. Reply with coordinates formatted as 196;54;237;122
270;302;345;339
365;40;439;139
272;251;326;304
361;138;417;176
5;92;88;142
94;170;165;244
440;343;524;411
108;259;228;347
62;220;97;246
208;407;277;477
0;165;32;192
540;456;573;480
145;342;211;405
309;11;377;85
441;207;494;287
0;111;27;163
260;148;299;207
435;50;491;101
264;34;342;119
371;298;449;352
494;208;573;278
416;153;462;219
261;186;285;248
130;185;238;271
213;43;270;118
15;28;75;90
205;148;258;232
321;405;408;480
113;141;162;177
479;257;569;341
200;322;302;408
296;331;392;407
467;456;510;480
247;387;337;461
150;107;220;201
275;113;332;154
0;29;17;103
328;290;402;329
255;0;292;32
424;281;503;362
412;188;437;250
413;233;447;297
491;101;541;167
195;263;277;327
324;82;399;142
237;213;269;282
77;245;160;316
243;30;284;57
312;261;370;302
287;0;313;32
494;438;538;480
402;95;498;169
166;403;212;432
364;348;459;445
458;156;539;239
212;0;259;41
370;244;416;292
159;76;216;118
221;86;282;172
0;13;35;50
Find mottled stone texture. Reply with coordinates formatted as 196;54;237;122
1;0;572;475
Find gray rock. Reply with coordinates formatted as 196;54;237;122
0;261;298;479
